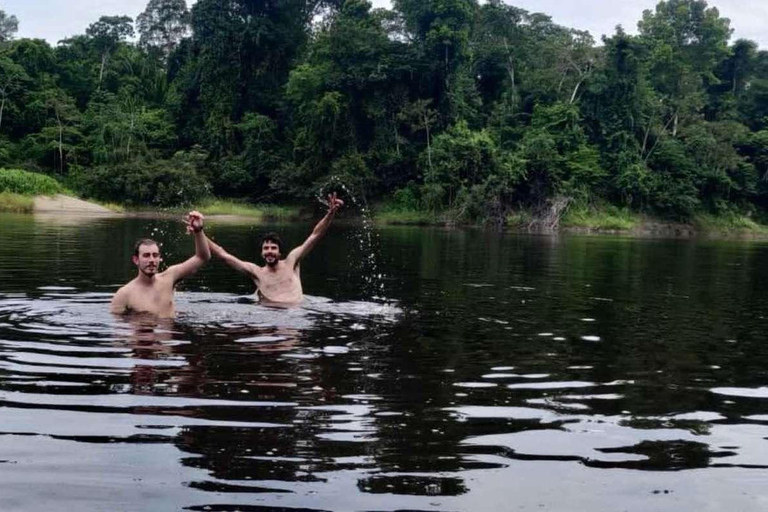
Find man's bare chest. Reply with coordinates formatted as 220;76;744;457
258;269;299;290
127;280;175;312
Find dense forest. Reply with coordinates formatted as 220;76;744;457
1;0;768;224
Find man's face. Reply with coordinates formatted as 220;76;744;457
132;243;162;277
261;241;281;267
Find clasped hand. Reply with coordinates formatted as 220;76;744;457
184;210;205;234
326;192;344;214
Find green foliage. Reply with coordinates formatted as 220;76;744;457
0;10;18;42
561;202;639;230
516;102;606;202
0;191;33;212
86;16;135;46
505;209;532;228
422;120;524;218
71;150;209;206
425;121;496;194
693;211;768;232
197;199;300;220
392;184;421;210
0;168;64;195
2;0;768;224
137;0;190;60
374;185;441;224
374;207;440;225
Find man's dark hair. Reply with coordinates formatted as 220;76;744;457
260;232;284;257
134;238;160;257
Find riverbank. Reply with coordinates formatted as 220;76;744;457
34;194;117;214
374;204;768;239
3;190;768;239
7;193;303;222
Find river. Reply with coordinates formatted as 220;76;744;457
0;212;767;511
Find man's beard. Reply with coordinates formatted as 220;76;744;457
265;256;278;268
140;265;158;277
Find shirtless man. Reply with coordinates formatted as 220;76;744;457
205;193;344;305
110;211;211;317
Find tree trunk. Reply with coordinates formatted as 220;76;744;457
644;112;677;163
55;110;64;174
127;109;135;158
0;96;5;131
641;115;654;158
557;74;566;94
672;112;678;137
502;38;516;99
392;115;400;157
424;114;432;171
569;80;583;104
98;51;109;89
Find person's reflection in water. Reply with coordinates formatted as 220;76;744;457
115;314;304;399
218;325;302;354
115;313;206;397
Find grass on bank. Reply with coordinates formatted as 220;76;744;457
692;212;768;233
560;204;639;231
99;199;300;219
89;200;125;213
0;168;67;213
197;199;301;221
505;210;533;228
374;206;443;225
0;191;34;213
374;202;640;229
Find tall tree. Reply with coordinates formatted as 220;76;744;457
137;0;191;62
638;0;732;136
472;0;532;107
171;0;323;161
0;54;30;131
393;0;476;120
0;10;18;42
85;16;135;88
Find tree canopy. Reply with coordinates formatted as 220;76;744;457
1;0;768;220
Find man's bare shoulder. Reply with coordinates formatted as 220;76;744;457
155;268;179;282
282;251;303;270
115;278;138;295
249;261;266;275
111;279;136;314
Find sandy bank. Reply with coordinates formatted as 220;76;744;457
34;194;116;214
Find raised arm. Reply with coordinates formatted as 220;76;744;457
166;211;211;284
206;235;258;278
287;192;344;266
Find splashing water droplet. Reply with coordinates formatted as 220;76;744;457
319;176;388;309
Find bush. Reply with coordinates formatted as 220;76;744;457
423;121;500;207
70;152;211;207
391;184;420;210
0;168;65;195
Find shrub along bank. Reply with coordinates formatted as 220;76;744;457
0;169;65;212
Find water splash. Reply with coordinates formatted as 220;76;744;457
318;176;387;302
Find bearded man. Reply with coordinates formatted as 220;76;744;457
110;211;211;317
205;193;344;305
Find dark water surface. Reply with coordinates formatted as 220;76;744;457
1;213;768;511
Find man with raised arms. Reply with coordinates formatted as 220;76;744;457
110;211;211;318
205;193;344;306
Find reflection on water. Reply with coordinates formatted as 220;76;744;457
2;214;768;510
